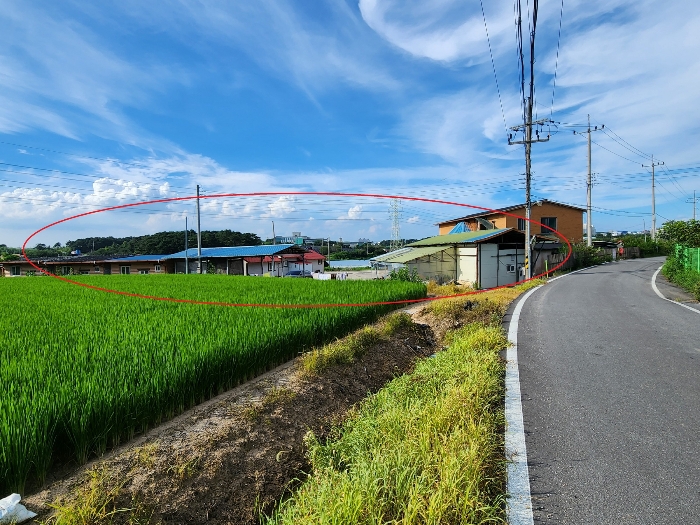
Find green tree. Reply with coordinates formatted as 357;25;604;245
658;220;700;247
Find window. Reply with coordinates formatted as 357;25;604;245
94;266;100;273
506;264;516;273
517;218;526;231
541;217;557;233
80;270;90;275
268;262;273;271
121;266;130;275
10;266;20;276
154;265;161;272
139;269;149;275
283;260;288;267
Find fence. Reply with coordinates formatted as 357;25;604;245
675;244;700;274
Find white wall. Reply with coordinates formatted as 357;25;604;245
457;246;477;284
478;244;499;288
495;248;524;286
289;259;325;273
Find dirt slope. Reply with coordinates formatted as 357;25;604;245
24;314;437;524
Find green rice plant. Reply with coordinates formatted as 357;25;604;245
0;275;425;493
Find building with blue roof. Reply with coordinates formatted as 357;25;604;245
161;244;325;276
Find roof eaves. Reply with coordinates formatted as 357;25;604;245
436;199;585;225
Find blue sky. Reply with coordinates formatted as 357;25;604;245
2;0;700;248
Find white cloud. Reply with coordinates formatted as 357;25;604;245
407;215;420;223
359;0;512;63
347;205;363;219
0;4;184;144
265;196;297;218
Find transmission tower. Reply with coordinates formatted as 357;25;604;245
389;199;403;251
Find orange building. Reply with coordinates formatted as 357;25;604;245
437;199;585;244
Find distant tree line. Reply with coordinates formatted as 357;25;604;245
66;229;262;255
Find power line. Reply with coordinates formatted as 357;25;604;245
0;140;158;169
588;138;641;164
597;126;653;161
660;163;688;198
480;0;508;136
549;0;565;121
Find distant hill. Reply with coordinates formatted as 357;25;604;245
67;229;262;256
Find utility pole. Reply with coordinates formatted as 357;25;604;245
185;217;189;274
508;0;551;279
642;157;663;240
687;190;698;221
196;184;202;273
509;109;550;280
574;115;604;246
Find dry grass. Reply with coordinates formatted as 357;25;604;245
425;280;545;323
134;443;158;469
167;452;201;481
426;280;474;297
299;312;414;376
39;466;152;525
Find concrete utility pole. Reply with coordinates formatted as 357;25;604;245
687;190;698;221
185;217;189;274
574;115;604;246
508;0;551;280
642;157;663;240
509;108;550;279
196;184;202;273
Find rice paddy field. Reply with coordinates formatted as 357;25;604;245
0;274;426;493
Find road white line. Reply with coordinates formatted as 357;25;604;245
505;285;541;525
546;264;600;283
651;266;700;315
505;265;601;523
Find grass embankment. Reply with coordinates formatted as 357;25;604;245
663;256;700;300
267;280;543;525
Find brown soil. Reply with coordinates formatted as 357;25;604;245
24;308;438;525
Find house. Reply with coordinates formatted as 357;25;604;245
104;255;168;275
437;199;585;244
162;244;325;276
371;228;564;287
0;254;126;277
0;259;39;277
2;245;327;278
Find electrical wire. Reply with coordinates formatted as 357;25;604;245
549;0;565;121
480;0;508;136
0;140;160;169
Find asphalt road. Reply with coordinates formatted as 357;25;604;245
515;257;700;524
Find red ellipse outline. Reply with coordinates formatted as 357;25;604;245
21;192;572;308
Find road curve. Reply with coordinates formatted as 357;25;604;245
515;257;700;524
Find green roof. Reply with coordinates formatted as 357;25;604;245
408;228;513;246
380;246;451;264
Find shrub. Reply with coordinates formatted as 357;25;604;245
388;266;422;282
